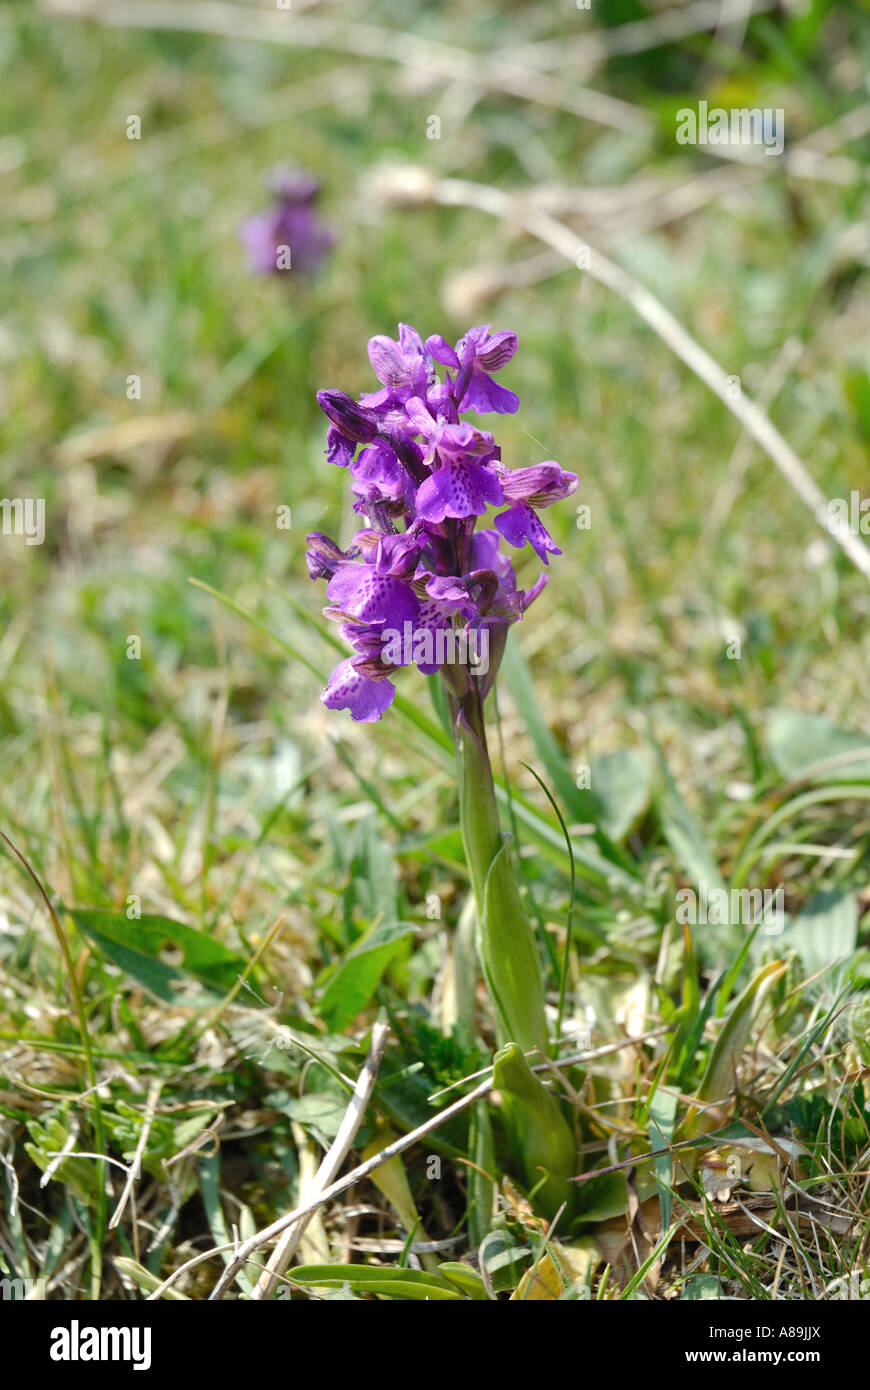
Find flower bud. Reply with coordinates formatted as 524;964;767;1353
316;390;379;444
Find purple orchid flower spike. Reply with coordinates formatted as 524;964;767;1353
308;321;578;720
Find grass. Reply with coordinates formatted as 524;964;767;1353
1;0;869;1301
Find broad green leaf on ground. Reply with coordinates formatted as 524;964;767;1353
267;1063;351;1143
68;909;245;1003
318;919;417;1032
765;709;870;783
785;890;859;976
573;1169;632;1223
479;1230;533;1293
439;1262;488;1299
591;748;654;841
682;1274;724;1300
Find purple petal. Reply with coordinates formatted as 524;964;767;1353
350;440;407;502
322;658;395;722
411;615;456;675
326;566;419;624
494;504;561;564
359;385;394;410
398;323;426;360
404;396;437;438
468;529;516;587
523;572;548;610
325;427;356;467
425;382;454;416
305;531;349;581
461;370;519;415
317;390;379;444
367;335;408;389
416;460;504;522
425;334;460;370
502;463;578;506
375;532;419;578
475;330;518;371
435;421;496;457
424;574;470;606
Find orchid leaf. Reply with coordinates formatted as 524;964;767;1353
67;909;245;1004
290;1264;463;1301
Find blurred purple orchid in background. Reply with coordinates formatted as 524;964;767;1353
307;323;579;722
241;168;335;278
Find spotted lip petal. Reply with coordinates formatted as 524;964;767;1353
495;503;561;565
416;459;505;522
322;658;396;722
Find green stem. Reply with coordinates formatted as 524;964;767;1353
449;683;549;1054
